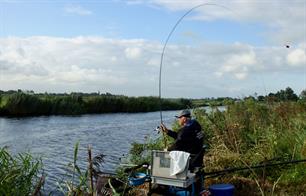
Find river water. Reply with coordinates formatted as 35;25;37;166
0;110;181;193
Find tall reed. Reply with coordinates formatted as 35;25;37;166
0;147;43;195
196;101;306;194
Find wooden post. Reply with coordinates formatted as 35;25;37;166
88;145;94;196
32;175;45;196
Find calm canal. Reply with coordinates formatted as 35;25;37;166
0;110;180;193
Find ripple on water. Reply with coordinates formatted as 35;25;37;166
0;110;180;193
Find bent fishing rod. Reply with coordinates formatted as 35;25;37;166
157;3;234;148
158;3;234;123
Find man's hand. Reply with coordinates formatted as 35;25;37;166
160;123;168;133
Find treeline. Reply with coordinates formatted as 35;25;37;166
192;87;306;107
247;87;304;102
0;87;305;117
0;91;191;116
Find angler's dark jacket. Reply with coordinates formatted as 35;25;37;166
167;119;204;155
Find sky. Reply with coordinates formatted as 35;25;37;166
0;0;305;98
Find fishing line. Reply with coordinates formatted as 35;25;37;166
158;3;237;123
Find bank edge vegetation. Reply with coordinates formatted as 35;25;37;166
125;98;306;195
0;87;305;117
0;91;191;116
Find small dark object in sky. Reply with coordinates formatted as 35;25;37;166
286;45;290;48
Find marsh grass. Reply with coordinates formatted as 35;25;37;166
56;141;91;195
196;100;306;195
127;100;305;195
56;142;110;196
0;147;43;195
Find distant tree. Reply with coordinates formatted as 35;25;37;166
267;93;278;102
276;90;283;99
274;87;298;101
244;96;255;101
257;95;265;102
300;89;306;100
283;87;298;101
179;98;192;108
7;90;17;94
223;98;235;105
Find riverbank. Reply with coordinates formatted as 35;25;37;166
122;100;306;195
1;87;303;117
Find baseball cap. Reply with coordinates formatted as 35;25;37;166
175;109;191;118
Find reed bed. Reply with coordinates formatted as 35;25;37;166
196;100;306;195
127;100;306;195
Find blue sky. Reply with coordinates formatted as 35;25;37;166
0;0;305;98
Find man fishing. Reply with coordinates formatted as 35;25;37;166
156;109;205;194
160;109;204;168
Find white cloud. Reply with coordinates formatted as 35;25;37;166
0;36;304;97
125;47;142;59
0;36;159;95
287;49;306;67
146;0;306;44
219;50;256;80
234;72;248;80
64;5;93;16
